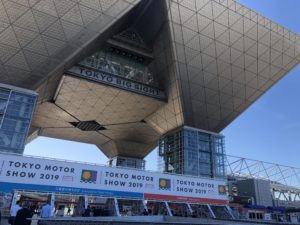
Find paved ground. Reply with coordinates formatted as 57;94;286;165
0;218;38;225
0;217;296;225
0;219;9;225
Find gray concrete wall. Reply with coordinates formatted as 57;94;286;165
253;179;273;206
237;179;273;206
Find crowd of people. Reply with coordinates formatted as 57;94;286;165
1;200;204;225
0;200;228;225
7;200;52;225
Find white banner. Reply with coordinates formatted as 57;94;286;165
0;153;227;203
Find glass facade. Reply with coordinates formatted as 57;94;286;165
0;85;37;154
108;156;145;170
159;127;226;179
79;49;158;87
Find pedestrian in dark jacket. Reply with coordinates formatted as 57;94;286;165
14;202;33;225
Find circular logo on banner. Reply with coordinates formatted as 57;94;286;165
82;171;92;180
159;178;171;190
80;170;97;184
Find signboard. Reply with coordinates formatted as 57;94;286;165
0;153;228;204
291;213;298;224
264;213;272;221
66;66;166;100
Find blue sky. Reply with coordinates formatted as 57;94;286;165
24;0;300;171
223;0;300;167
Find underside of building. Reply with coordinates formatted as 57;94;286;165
0;0;300;177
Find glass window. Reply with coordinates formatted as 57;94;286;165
0;89;36;153
112;157;145;170
10;93;35;104
0;130;14;148
0;99;8;114
159;128;225;178
199;163;211;176
1;118;17;131
198;132;209;141
215;154;224;165
111;61;121;75
79;50;158;87
124;66;135;79
198;141;210;152
199;152;210;163
215;166;225;177
0;88;10;99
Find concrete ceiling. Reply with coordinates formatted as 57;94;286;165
33;75;163;158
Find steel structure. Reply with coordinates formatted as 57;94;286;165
0;0;300;180
158;126;226;178
226;155;300;188
226;154;300;207
0;0;299;158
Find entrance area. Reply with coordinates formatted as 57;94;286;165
0;190;232;220
10;191;117;217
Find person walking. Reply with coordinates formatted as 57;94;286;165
14;202;33;225
9;200;21;225
143;209;149;216
82;206;91;217
40;201;52;218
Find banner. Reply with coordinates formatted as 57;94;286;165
0;153;228;204
66;66;166;100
